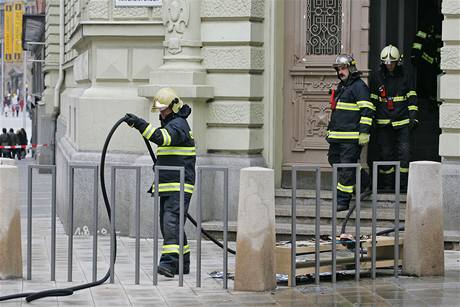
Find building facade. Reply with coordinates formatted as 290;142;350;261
38;0;459;241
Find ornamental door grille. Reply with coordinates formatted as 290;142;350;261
283;0;369;167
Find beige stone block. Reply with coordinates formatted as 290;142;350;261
201;21;264;44
95;48;129;80
207;100;264;125
439;133;460;157
441;46;460;71
203;46;264;72
202;0;265;19
442;19;460;41
132;48;163;80
0;165;22;279
88;0;109;20
442;0;460;15
234;167;276;291
207;73;264;99
403;161;444;277
206;127;263;153
440;103;460;129
439;73;460;101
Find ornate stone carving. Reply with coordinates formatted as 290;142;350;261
87;0;109;20
96;48;129;80
113;7;149;19
292;74;337;92
163;0;190;54
202;0;264;19
203;47;264;71
442;0;460;15
208;101;264;125
441;47;460;70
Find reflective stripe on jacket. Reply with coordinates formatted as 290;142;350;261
326;74;374;143
370;66;417;129
136;105;196;195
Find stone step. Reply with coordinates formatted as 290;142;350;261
201;220;399;241
275;205;405;228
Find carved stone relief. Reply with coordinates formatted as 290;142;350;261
162;0;190;54
201;0;264;19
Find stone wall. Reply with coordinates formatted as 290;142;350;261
439;0;460;242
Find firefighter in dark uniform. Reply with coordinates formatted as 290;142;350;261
327;55;374;211
124;87;195;278
370;45;417;191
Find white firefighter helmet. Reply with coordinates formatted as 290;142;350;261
151;87;183;113
332;54;358;74
380;45;401;64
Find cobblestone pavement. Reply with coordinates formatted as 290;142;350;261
0;159;459;306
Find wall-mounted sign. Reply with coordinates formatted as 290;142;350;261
114;0;162;7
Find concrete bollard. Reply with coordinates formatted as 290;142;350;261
234;167;276;291
403;161;444;276
0;163;23;279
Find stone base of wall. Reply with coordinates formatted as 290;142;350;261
442;162;460;243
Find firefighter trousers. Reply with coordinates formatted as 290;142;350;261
377;126;410;190
159;192;192;272
328;142;362;209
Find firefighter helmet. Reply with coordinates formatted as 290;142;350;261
380;45;401;64
151;87;183;113
332;54;358;74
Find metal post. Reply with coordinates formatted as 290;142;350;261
196;168;202;287
27;166;32;280
135;168;141;285
110;168;116;283
223;168;229;290
178;168;185;287
332;166;338;283
22;50;27;128
153;168;159;285
371;162;378;279
314;168;321;285
51;167;57;281
68;167;74;282
92;167;98;283
290;167;297;287
394;163;401;277
355;166;361;282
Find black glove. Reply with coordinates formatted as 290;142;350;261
124;113;139;127
409;118;419;130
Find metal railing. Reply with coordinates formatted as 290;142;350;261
372;161;401;279
27;165;56;281
290;161;402;286
195;166;229;289
67;164;99;282
110;166;142;284
290;165;321;287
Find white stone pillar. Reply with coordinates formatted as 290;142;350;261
138;0;213;155
0;164;23;279
403;161;444;276
234;167;276;291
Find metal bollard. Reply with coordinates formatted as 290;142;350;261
68;164;98;282
195;166;229;289
109;166;142;284
290;165;321;287
371;161;401;279
332;163;361;283
152;166;186;287
27;165;56;281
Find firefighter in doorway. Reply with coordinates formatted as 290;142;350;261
370;45;418;192
124;87;195;278
327;55;375;211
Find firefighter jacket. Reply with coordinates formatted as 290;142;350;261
327;73;374;143
411;28;441;69
370;66;417;129
134;105;196;195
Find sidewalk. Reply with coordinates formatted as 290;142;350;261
0;159;459;306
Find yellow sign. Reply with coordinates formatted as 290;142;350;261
13;2;23;62
4;4;13;62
